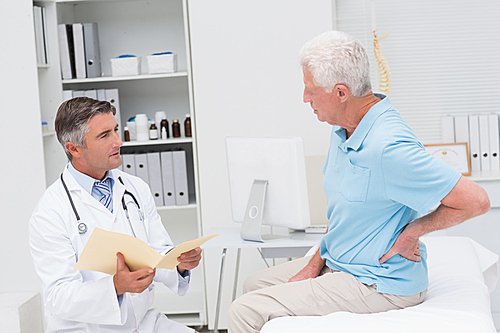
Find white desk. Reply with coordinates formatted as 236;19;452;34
202;227;323;333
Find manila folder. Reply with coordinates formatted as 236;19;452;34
74;227;217;275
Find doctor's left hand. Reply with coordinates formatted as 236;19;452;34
113;252;156;296
177;247;202;275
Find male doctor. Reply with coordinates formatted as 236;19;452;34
29;97;201;332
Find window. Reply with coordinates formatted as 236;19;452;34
334;0;500;143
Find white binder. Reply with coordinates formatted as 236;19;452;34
454;115;469;145
33;6;46;65
62;90;73;102
83;22;102;78
479;114;491;171
57;24;72;80
147;152;164;207
72;90;85;97
134;153;150;185
488;114;500;170
84;89;97;99
122;154;136;176
469;115;481;172
72;23;86;79
96;89;106;101
106;89;122;140
160;151;176;206
172;150;189;205
441;115;455;143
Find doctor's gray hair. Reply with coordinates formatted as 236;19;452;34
55;97;116;160
298;30;372;97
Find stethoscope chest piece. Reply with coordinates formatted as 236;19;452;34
78;222;88;234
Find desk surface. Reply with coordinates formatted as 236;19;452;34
202;227;323;250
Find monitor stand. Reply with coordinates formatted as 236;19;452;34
240;180;289;242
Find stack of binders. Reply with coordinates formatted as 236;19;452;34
441;114;500;172
57;23;101;79
121;150;190;207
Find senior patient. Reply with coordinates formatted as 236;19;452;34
228;30;490;333
29;97;202;332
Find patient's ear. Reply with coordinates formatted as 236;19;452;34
335;84;349;102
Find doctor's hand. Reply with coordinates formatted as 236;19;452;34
177;247;202;275
113;252;156;296
379;228;421;264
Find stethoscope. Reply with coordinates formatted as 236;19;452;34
60;174;145;238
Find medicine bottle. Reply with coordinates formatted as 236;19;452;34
172;119;181;138
160;117;169;139
135;114;149;141
184;114;192;137
124;126;130;142
149;122;158;140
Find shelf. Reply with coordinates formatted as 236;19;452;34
163;312;205;327
62;71;188;85
42;130;56;137
468;170;500;182
157;204;197;212
122;137;192;147
37;64;50;69
56;0;138;3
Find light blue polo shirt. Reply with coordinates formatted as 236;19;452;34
320;94;461;296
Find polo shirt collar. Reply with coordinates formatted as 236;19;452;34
334;93;392;152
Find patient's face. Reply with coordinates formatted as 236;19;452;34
302;67;340;125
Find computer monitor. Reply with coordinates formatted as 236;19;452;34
225;137;311;242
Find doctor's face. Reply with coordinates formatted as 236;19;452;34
75;112;123;180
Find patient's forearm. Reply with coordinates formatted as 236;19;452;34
406;177;490;238
288;250;325;283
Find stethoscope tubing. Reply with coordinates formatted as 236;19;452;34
60;173;144;236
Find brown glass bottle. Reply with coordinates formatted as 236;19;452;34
149;122;158;140
184;114;192;137
124;126;130;142
172;119;181;137
160;118;169;139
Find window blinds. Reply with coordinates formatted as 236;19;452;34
334;0;500;144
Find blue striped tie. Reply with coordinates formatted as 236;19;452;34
92;178;113;212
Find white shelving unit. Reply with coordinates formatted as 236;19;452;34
33;0;206;327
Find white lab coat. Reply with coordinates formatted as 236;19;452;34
29;165;194;333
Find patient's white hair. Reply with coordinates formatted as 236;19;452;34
299;31;372;97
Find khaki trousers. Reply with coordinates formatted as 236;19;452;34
228;256;426;333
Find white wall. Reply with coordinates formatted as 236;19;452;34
188;0;333;328
0;1;46;294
